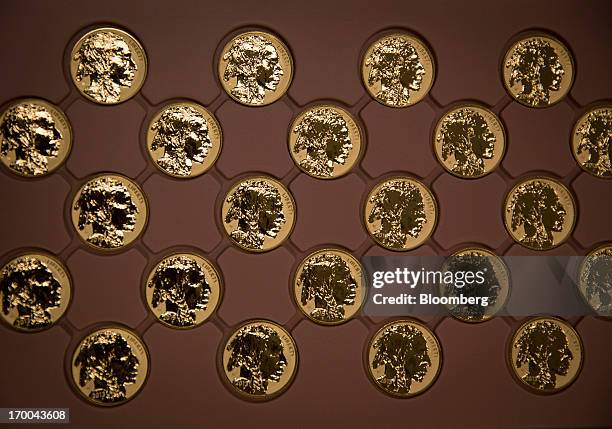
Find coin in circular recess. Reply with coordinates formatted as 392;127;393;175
145;253;222;328
364;177;437;251
222;176;295;252
439;248;510;323
433;104;505;179
289;104;362;179
502;33;573;108
367;319;441;397
222;320;298;400
70;27;147;105
361;32;435;107
571;106;612;178
146;102;222;178
72;326;149;406
509;316;582;393
503;177;575;251
0;252;71;332
577;244;612;317
71;173;148;251
0;98;72;177
294;248;364;325
218;30;293;106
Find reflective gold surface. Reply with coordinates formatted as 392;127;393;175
578;244;612;317
509;316;582;393
367;320;441;397
572;106;612;178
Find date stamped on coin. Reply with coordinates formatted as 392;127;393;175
0;408;69;424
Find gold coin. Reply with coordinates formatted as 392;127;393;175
361;32;435;107
72;326;149;406
577;244;612;317
294;248;365;325
145;252;222;328
146;102;222;178
433;104;506;179
71;173;148;251
571;106;612;178
502;33;574;108
218;30;293;106
70;27;147;105
367;319;441;397
503;177;575;251
288;104;362;179
509;316;582;393
221;320;298;400
222;175;295;252
0;98;72;177
439;247;510;323
0;252;71;332
364;177;437;251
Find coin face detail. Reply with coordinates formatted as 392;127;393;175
147;102;222;178
439;248;510;322
72;174;148;250
222;320;297;400
434;104;505;178
504;177;575;251
362;32;435;107
367;320;441;397
222;176;295;252
0;253;71;332
289;104;362;179
364;177;437;251
509;317;582;393
502;34;573;108
572;106;612;178
70;27;147;104
294;248;364;325
219;31;293;106
145;253;222;328
0;99;72;177
578;244;612;317
72;326;149;406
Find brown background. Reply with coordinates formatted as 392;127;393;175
1;0;611;428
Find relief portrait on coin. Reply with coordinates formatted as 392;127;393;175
0;257;62;329
506;38;565;107
575;109;612;177
298;253;357;322
368;181;426;249
293;108;352;178
73;31;137;103
224;180;285;250
582;249;612;316
0;103;62;176
437;109;496;177
150;105;212;177
74;177;138;248
148;256;211;327
74;331;139;403
372;324;431;394
226;325;287;395
222;34;283;105
514;320;573;390
507;180;566;249
365;37;425;106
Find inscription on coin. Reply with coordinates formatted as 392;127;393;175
572;106;612;178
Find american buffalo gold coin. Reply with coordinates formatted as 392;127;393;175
571;106;612;178
367;319;441;397
577;244;612;317
504;177;575;251
294;248;364;325
509;316;582;393
0;98;72;177
70;27;147;105
71;173;148;251
221;320;298;400
0;252;71;332
364;177;437;251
